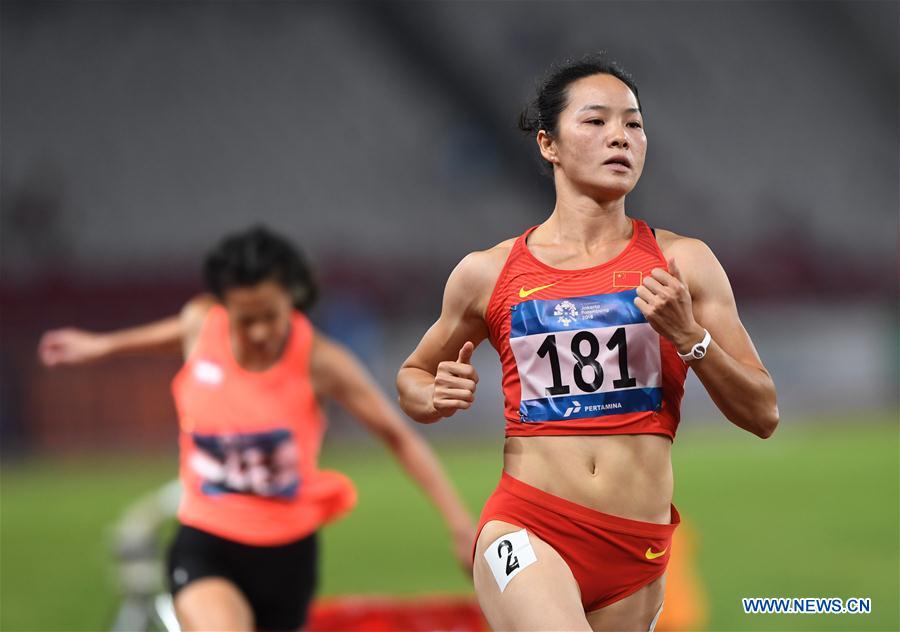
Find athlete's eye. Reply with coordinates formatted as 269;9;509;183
627;121;643;129
586;119;605;126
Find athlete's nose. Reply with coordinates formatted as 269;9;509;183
607;120;629;149
609;129;629;149
248;323;271;345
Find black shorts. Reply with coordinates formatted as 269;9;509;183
166;523;317;632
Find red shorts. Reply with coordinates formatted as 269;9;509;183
475;472;680;612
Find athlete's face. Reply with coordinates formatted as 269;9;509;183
539;73;646;199
223;279;293;365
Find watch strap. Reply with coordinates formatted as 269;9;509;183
677;329;711;361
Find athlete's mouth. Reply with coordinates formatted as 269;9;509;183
603;155;632;169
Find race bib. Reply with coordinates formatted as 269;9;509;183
510;289;662;423
484;529;537;592
190;428;300;499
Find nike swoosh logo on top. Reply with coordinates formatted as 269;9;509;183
645;547;667;560
519;282;557;298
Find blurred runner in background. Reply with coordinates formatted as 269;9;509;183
41;226;474;632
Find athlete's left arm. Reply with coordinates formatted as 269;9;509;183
635;237;779;438
310;332;476;572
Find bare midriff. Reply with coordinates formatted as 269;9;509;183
502;433;673;524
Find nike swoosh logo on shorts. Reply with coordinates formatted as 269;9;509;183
645;547;667;560
519;282;557;298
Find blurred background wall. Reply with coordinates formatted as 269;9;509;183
1;0;897;453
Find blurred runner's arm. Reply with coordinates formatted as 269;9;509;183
635;234;779;438
397;250;499;423
38;294;215;366
311;333;476;571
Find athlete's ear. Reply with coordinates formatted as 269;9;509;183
536;130;559;165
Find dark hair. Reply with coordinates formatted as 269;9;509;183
203;226;318;311
518;54;640;140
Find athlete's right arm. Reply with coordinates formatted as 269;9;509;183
397;248;504;423
38;294;215;366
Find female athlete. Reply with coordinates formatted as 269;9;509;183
39;226;475;632
397;56;778;631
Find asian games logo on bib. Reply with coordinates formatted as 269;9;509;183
553;300;578;326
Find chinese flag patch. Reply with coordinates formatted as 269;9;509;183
613;271;643;287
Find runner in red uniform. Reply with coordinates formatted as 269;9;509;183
40;227;474;632
397;55;778;631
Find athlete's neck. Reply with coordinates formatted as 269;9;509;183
230;326;291;373
537;201;631;253
538;176;631;249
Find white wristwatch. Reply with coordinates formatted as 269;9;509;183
677;329;711;361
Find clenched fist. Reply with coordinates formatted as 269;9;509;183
633;259;705;353
433;341;479;418
38;328;109;367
